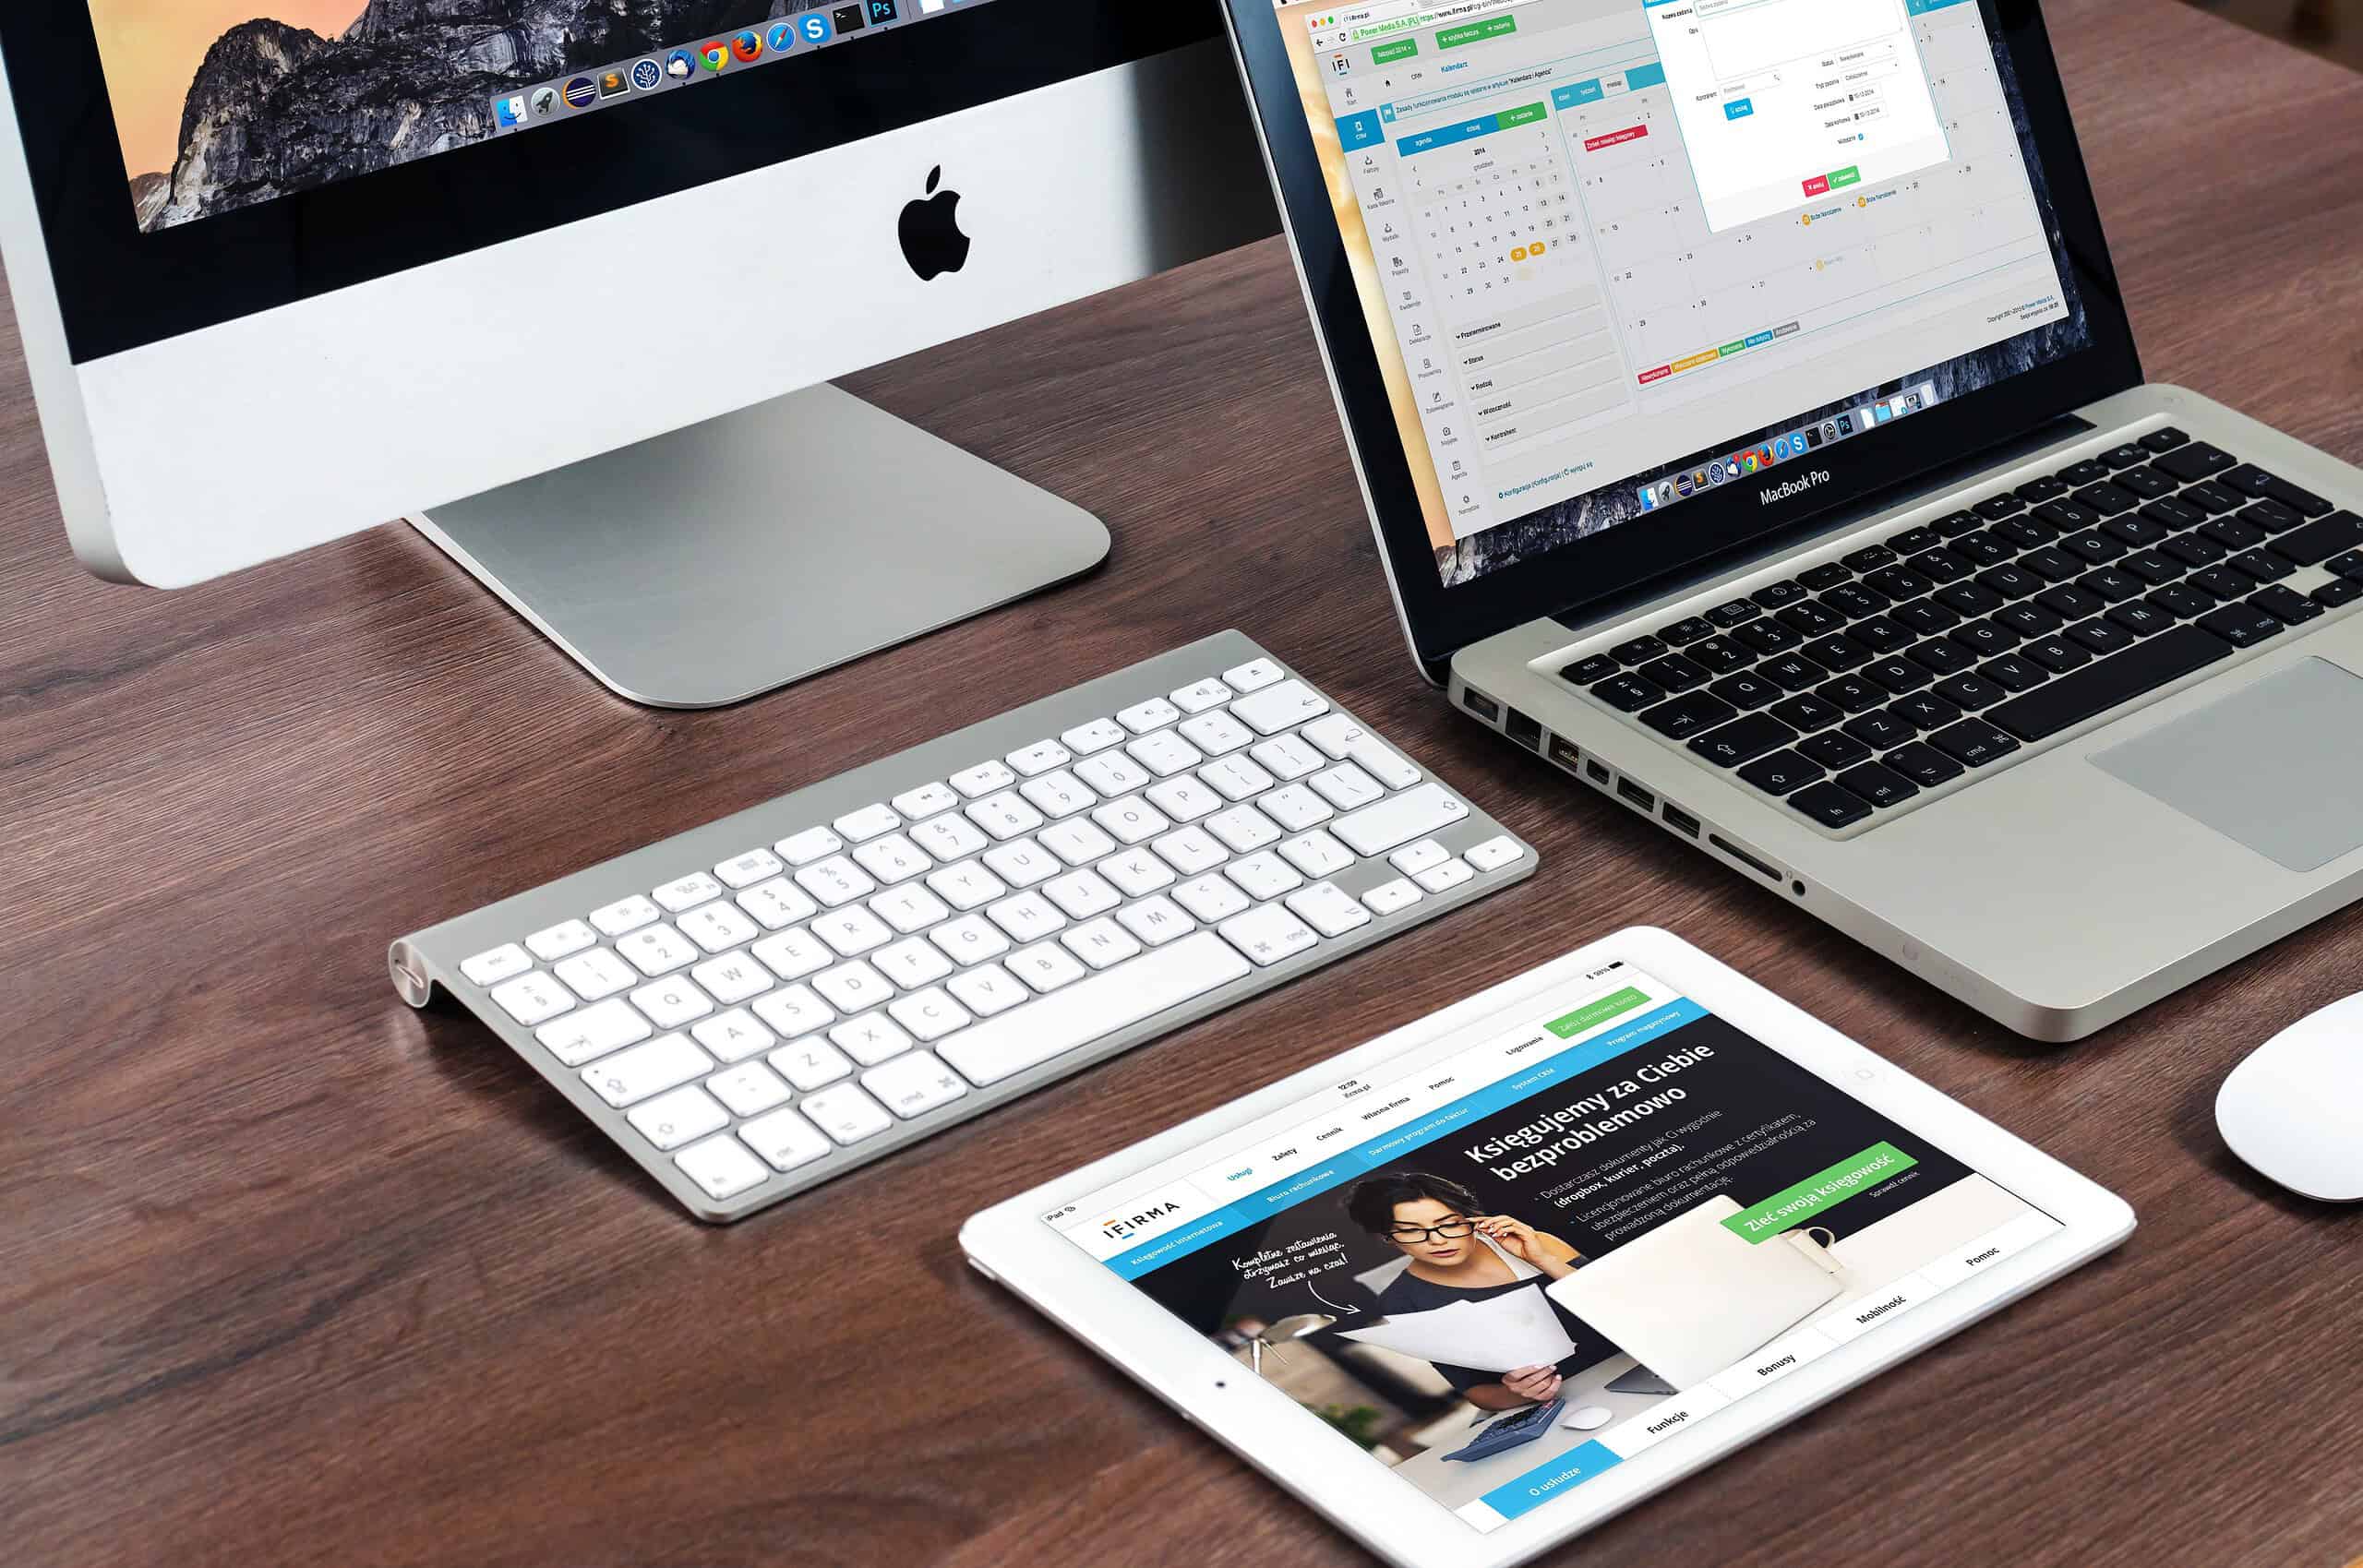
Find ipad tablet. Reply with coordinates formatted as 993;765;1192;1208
961;928;2133;1568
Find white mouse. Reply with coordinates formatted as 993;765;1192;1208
1562;1405;1614;1431
2216;992;2363;1202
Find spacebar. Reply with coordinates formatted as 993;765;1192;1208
935;932;1253;1087
1988;626;2234;742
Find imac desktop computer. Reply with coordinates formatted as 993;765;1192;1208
0;0;1276;705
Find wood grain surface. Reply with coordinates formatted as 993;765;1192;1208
4;3;2361;1564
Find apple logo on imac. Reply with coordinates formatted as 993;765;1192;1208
899;165;970;281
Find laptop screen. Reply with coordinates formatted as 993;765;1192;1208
1267;0;2095;589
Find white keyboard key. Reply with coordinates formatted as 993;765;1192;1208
1062;916;1143;969
796;856;878;908
679;901;761;954
1226;851;1303;901
775;826;845;866
1286;881;1373;938
716;847;786;889
930;914;1011;965
751;984;836;1038
690;952;773;1006
1332;783;1471;856
1467;835;1527;872
495;974;578;1027
936;931;1252;1086
654;872;725;914
830;1011;915;1066
926;859;1008;911
1091;796;1172;845
811;959;893;1014
1416;857;1476;894
1062;716;1129;755
1301;713;1423;789
1117;895;1197;947
1040;818;1120;867
1309;762;1385;812
1223;656;1286;692
988;891;1068;944
1173;872;1252;923
982;837;1061;888
909;812;990;863
893;781;961;820
583;1033;713;1107
628;1085;729;1151
1200;755;1277;802
554;947;637;1001
1277;830;1354;880
870;883;951;935
834;803;902;844
630;975;714;1030
1179;710;1254;757
1217;903;1321;966
1389;838;1450;877
1145;774;1224;823
1044;868;1122;920
1018;769;1098;819
618;923;699;976
1206;804;1282;854
1260;784;1334;832
873;936;955;989
738;877;820;930
1250;733;1325;781
966;791;1046;841
850;832;933;886
1151;824;1229;877
751;927;833;980
1008;940;1088;992
461;943;533;987
888;987;974;1040
950;759;1016;798
525;919;599;963
865;1051;971;1119
707;1060;793;1119
771;1036;854;1091
1118;696;1182;733
1126;731;1205;778
536;999;652;1066
947;962;1029;1017
692;1008;776;1064
590;893;661;938
1099;847;1177;897
1361;878;1423;916
738;1107;833;1173
1074;750;1153;797
677;1133;770;1200
1231;679;1329;735
799;1083;894;1146
1007;738;1072;776
1170;677;1234;713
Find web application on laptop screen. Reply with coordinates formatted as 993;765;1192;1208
1050;961;2060;1531
1267;0;2095;586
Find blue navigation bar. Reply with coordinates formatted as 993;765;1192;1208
1481;1441;1625;1519
1105;999;1709;1279
1552;79;1603;110
1905;0;1973;11
1625;60;1666;90
1337;108;1386;151
1398;114;1504;157
1549;59;1664;111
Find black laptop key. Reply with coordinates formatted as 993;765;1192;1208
1979;655;2049;693
2114;466;2177;501
1928;719;2021;768
2100;513;2169;548
1931;510;1985;538
2032;497;2102;533
1986;518;2052;551
1986;624;2234;742
1889;526;1942;554
2055;459;2110;487
1907;637;1976;675
2105;601;2175;638
2033;583;2105;620
2313;579;2363;609
1660;616;1715;646
2152;441;2237;484
2078;568;2143;604
2266;511;2363;567
1789;781;1874;829
2060;531;2126;566
1799;730;1873;769
2140;496;2207;531
2117;550;2182;587
1686;635;1752;674
1974;565;2043;600
1949;619;2020;657
1843;710;1913;749
1861;567;1932;601
1638;654;1710;692
1837;762;1920;808
2228;550;2293;584
1934;581;2006;617
1639;690;1741;740
1688;712;1799;768
1591;673;1667;712
1882;741;1965;788
2333;550;2363;582
2099;444;2148;471
1820;584;1889;621
1995;602;2065;638
1862;656;1934;694
1752;580;1808;609
1778;600;1848;637
1848;616;1914;653
1708;598;1761;626
1890;598;1961;637
2220;464;2332;517
1733;620;1804;658
2180;480;2243;515
2019;547;2083;584
1909;548;1974;583
1889;691;1963;731
2016;475;2069;504
1797;562;1853;592
1816;675;1888;713
2189;567;2256;602
1973;495;2028;521
1561;653;1620;685
2199;515;2266;551
2237;498;2304;534
1841;544;1900;572
2063;617;2136;656
1949;533;2014;567
2074;483;2140;517
1709;671;1782;710
2021;636;2092;674
1609;634;1669;665
2249;585;2323;627
1802;634;1873;671
1760;654;1829;691
2161;533;2229;569
1769;693;1845;732
2139;427;2189;453
1738;749;1826;796
2147;584;2219;620
2196;604;2283;648
1932;673;2007;710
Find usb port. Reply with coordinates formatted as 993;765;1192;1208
1661;802;1701;838
1616;778;1655;810
1548;736;1582;772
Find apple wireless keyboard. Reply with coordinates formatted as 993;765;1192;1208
391;631;1537;1221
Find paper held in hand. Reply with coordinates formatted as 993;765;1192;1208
1336;1283;1577;1373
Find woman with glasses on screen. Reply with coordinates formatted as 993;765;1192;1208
1344;1171;1605;1411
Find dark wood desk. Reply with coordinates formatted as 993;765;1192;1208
6;3;2360;1562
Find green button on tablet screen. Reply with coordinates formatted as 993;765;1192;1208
1723;1142;1920;1242
1544;987;1649;1037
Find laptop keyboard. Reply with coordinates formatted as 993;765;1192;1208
1563;428;2363;832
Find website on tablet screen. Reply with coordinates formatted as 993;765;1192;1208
1047;961;2059;1531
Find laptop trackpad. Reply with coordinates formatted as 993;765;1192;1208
2093;657;2363;873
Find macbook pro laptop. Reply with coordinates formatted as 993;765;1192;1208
1220;0;2363;1040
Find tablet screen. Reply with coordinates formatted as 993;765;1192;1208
1045;958;2060;1530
